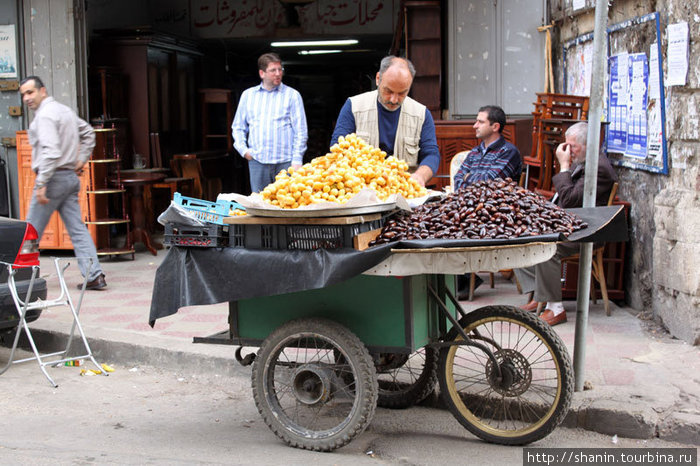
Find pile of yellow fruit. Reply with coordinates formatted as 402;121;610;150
260;134;427;208
229;208;247;217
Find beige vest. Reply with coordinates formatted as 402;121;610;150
349;90;426;168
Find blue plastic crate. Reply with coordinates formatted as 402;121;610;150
173;192;245;225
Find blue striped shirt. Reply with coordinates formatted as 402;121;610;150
232;82;308;165
453;137;522;191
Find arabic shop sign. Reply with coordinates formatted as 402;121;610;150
297;0;395;34
191;0;396;38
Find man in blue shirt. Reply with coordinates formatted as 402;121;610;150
330;56;440;187
232;53;308;193
453;105;522;191
452;105;522;299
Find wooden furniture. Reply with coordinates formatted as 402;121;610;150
90;29;201;168
172;152;229;201
403;0;442;120
112;172;166;255
16;131;96;250
200;89;233;152
432;118;533;191
561;182;623;313
524;93;589;191
85;128;135;258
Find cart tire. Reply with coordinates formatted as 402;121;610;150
375;347;438;409
438;305;573;445
251;318;378;452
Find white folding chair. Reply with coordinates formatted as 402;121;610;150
0;258;106;387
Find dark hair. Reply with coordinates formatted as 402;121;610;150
478;105;507;133
20;75;45;90
258;53;282;72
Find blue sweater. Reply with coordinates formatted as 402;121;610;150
330;98;440;175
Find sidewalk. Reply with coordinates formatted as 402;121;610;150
7;243;700;446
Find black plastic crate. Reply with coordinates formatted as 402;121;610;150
164;223;229;248
229;218;384;250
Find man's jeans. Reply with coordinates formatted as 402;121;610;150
26;170;103;281
247;159;291;193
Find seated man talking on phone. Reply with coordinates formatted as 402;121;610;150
514;122;617;326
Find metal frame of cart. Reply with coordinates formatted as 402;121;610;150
193;242;575;451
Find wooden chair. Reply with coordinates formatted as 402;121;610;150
172;153;211;200
150;133;195;198
560;181;619;316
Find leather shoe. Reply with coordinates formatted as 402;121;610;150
540;309;567;326
77;274;107;291
521;299;540;312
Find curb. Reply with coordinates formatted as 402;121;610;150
5;327;699;446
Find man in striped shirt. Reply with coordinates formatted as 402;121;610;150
453;105;522;192
232;53;308;193
452;105;522;299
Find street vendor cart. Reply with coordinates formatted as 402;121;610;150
151;191;625;452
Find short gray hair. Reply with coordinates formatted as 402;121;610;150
566;121;588;148
378;56;416;79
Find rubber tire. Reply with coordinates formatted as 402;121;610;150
376;347;438;409
438;305;574;445
252;318;378;452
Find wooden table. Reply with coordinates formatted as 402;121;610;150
112;171;166;255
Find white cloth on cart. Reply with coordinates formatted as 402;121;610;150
363;242;557;276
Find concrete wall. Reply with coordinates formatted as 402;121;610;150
0;0;22;218
551;0;700;344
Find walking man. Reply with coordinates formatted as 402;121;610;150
20;76;106;290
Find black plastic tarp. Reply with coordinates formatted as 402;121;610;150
149;205;627;325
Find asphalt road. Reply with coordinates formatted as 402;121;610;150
0;347;695;466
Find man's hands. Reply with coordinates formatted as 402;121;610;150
555;142;573;172
410;165;434;187
244;151;253;161
35;185;49;205
75;161;86;175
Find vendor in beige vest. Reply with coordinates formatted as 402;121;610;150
330;56;440;187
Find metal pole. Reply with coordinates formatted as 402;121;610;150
573;0;609;391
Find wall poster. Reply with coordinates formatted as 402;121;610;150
563;12;668;174
0;24;18;79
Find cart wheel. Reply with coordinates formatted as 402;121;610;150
375;347;437;409
252;318;378;452
438;305;573;445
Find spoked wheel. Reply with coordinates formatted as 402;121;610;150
375;347;438;409
251;318;378;451
438;305;573;445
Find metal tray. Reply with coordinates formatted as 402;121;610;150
244;201;397;218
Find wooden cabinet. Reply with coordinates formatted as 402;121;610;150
431;119;533;190
90;30;201;168
16;131;96;250
404;0;442;120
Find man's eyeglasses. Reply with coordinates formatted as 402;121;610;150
265;67;284;74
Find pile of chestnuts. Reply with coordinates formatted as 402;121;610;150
369;178;586;246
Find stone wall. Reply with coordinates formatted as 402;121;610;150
551;0;700;344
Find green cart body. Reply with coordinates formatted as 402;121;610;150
218;274;458;354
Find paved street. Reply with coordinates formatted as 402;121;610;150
0;242;698;463
0;346;694;466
